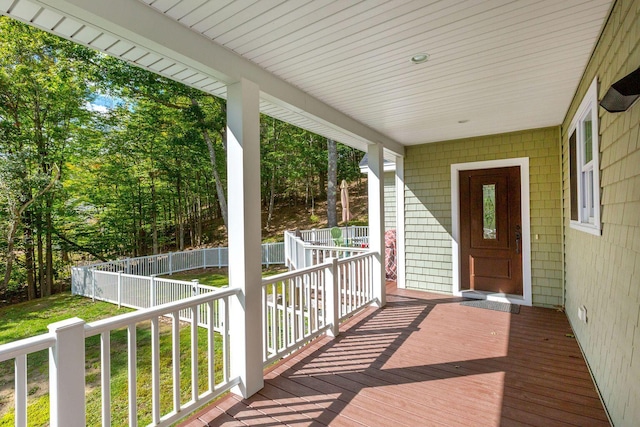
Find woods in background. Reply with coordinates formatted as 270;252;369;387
0;17;362;302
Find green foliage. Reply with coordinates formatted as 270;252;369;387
0;16;364;303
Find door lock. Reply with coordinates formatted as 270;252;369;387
515;225;522;254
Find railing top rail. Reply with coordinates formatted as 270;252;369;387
336;251;375;264
154;276;205;286
261;262;328;285
0;333;56;363
84;287;240;338
306;245;370;252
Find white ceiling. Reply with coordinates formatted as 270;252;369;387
2;0;613;153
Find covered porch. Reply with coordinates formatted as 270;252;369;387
1;0;637;425
183;282;608;427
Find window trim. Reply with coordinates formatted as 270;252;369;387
568;77;601;236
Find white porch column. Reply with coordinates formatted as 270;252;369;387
395;155;406;288
227;78;264;398
367;143;386;307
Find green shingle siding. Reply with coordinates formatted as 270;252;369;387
560;0;640;424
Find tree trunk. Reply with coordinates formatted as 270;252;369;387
190;98;228;232
175;170;184;251
266;118;279;229
2;220;19;292
150;172;158;255
1;166;59;292
37;210;44;296
327;138;338;227
24;211;36;300
43;195;53;297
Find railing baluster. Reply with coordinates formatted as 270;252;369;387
15;354;26;427
191;306;198;402
171;310;181;413
101;331;111;427
151;317;160;425
127;324;137;427
208;300;215;392
223;296;230;384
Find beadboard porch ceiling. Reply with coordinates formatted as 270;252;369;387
2;0;613;152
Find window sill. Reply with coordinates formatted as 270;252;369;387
570;220;601;236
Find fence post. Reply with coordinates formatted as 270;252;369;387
325;258;340;337
126;257;131;274
265;244;270;267
91;269;96;302
117;271;122;308
284;234;290;269
218;246;222;268
150;275;157;307
48;317;86;427
169;252;173;275
192;279;200;324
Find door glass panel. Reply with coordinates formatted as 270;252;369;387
483;184;496;239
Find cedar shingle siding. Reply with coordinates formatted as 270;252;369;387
561;0;640;424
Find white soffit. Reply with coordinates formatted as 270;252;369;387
2;0;613;148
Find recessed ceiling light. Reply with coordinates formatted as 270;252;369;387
458;119;470;124
410;53;429;64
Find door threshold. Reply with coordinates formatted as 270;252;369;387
460;290;527;306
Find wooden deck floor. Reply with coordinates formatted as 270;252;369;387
181;283;610;426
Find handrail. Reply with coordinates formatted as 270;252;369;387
0;334;56;363
84;287;239;337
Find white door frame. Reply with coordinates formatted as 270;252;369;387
451;158;532;306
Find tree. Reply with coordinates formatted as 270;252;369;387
0;17;96;297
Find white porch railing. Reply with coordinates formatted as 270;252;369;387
0;287;238;427
298;226;369;246
263;252;375;365
1;233;377;426
283;226;369;270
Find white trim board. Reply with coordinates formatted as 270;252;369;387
450;158;532;306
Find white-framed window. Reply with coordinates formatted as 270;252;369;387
568;77;601;235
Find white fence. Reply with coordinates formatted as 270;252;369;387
72;243;284;296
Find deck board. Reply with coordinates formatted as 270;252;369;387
181;283;610;426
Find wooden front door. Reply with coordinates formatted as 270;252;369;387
459;166;522;295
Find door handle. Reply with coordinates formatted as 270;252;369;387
515;226;522;254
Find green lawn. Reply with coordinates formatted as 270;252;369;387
164;266;287;287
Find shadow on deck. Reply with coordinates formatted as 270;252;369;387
181;283;609;426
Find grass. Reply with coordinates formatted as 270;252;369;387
164;266;287;287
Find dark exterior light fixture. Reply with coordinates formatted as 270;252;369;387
599;67;640;112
